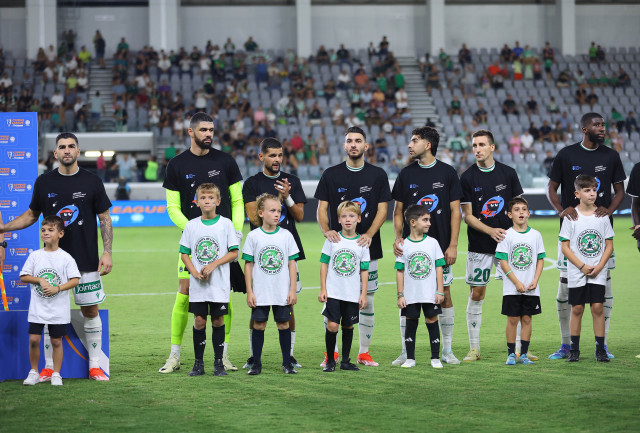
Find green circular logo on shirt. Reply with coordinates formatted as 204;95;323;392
407;252;432;280
578;230;603;258
35;268;61;299
195;236;219;265
259;246;284;275
511;243;533;271
333;248;357;277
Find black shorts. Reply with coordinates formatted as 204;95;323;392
251;305;292;323
501;295;542;317
569;284;605;306
402;302;442;319
322;297;359;326
189;302;229;317
28;322;67;338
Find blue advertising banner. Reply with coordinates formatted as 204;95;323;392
110;200;172;227
0;112;39;311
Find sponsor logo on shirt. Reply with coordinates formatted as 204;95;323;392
258;245;285;275
57;205;79;227
407;252;432;280
332;248;357;278
409;184;418;189
72;192;86;199
417;194;439;212
577;229;603;257
572;165;581;171
595;165;606;173
480;196;504;218
186;174;195;179
338;187;347;193
6;150;30;160
359;186;372;193
48;193;57;198
474;187;482;192
208;170;220;177
35;268;62;299
195;236;219;265
351;197;367;214
432;182;444;189
510;243;533;271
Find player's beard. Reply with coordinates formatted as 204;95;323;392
194;135;212;150
58;154;78;167
265;162;280;176
347;148;365;161
586;130;604;145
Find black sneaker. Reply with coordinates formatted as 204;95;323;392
188;359;205;376
248;363;262;376
213;359;227;376
290;356;302;368
282;364;298;374
567;350;580;362
323;360;336;372
595;349;610;363
340;359;360;371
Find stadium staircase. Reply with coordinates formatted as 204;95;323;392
396;56;442;131
89;58;116;130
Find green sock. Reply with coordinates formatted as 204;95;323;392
170;292;189;345
224;296;233;344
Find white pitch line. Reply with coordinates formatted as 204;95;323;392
108;257;558;297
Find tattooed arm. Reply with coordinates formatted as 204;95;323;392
98;210;113;276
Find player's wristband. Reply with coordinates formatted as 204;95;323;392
284;196;295;207
579;263;585;270
435;291;444;296
505;270;513;277
397;292;404;299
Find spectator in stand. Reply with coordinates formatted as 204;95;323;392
548;97;560;115
542;42;555;64
63;29;76;52
458;43;472;66
316;45;330;64
512;41;524;59
394;67;405;90
33;48;47;72
244;36;259;52
337;68;350;91
625;111;638;134
529;122;540;142
76;69;88;93
502;94;519;116
462;64;476;99
198;55;211;79
78;45;91;65
611;108;625;132
308;102;324;127
425;117;436;128
51;89;64;109
158;53;171;77
520;130;534;154
93;30;106;68
45;44;57;65
539;120;553;142
553;121;566;142
116;37;130;57
115;106;128;132
89;91;104;123
117;153;136;182
543;150;555;176
426;64;440;92
586;89;598;109
224;37;235;57
610;130;624;153
290;131;304;155
512;58;523;81
395;87;408;110
500;44;513;63
331;102;344;126
525;95;538;116
378;36;389;57
448;95;463;118
316;133;328;156
367;42;377;61
596;45;605;63
508;131;522;156
179;54;192;78
556;69;572;88
336;43;351;69
617;68;631;88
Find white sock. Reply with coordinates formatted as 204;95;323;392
290;330;296;356
170;344;181;357
358;292;375;354
466;298;483;350
248;328;253;357
43;326;54;370
399;310;406;352
557;276;570;346
323;315;339;353
84;315;102;369
604;274;613;346
516;321;522;353
223;342;228;356
439;307;455;353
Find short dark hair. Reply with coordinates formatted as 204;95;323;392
404;204;429;224
472;129;495;144
55;132;78;147
574;174;598;190
42;215;64;232
189;112;214;130
260;138;282;154
508;197;529;213
344;126;366;141
580;112;604;128
411;126;440;156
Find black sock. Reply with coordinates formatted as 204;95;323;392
193;326;206;361
507;342;516;355
521;340;530;355
595;336;605;351
341;327;353;363
405;319;418;360
426;320;440;360
279;328;291;366
252;329;265;365
570;335;580;351
325;329;338;364
212;324;225;361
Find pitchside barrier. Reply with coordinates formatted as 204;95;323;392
0;310;110;381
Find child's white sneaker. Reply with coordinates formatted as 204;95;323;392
400;359;416;368
51;372;63;386
23;369;39;386
431;359;444;369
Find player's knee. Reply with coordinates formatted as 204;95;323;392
81;305;99;319
211;316;224;327
178;279;190;295
194;315;207;329
520;315;532;326
571;305;585;316
326;321;339;333
29;335;40;348
276;321;289;330
591;303;604;316
50;337;62;348
507;316;520;327
254;321;267;331
470;287;485;301
341;325;353;330
425;316;438;324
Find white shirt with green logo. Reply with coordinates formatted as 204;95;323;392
179;216;239;303
495;227;546;296
320;233;370;303
394;235;445;304
242;227;299;306
20;248;80;324
559;210;614;288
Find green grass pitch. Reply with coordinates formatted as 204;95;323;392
2;218;639;432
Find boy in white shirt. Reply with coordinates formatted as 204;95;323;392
559;174;614;363
395;205;446;369
242;194;299;375
180;183;239;377
20;216;80;386
319;201;369;372
495;198;545;366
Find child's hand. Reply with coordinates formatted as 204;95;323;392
581;265;595;276
201;263;217;279
435;293;444;305
359;294;367;310
192;271;204;281
527;282;537;291
42;285;59;296
397;296;406;309
515;281;526;293
318;290;327;303
586;265;602;278
287;291;297;306
246;292;256;308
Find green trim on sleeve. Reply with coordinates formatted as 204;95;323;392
360;261;370;270
495;252;509;261
166;189;189;231
537;252;546;259
289;253;299;261
394;262;405;270
606;237;613;240
228;245;239;251
320;253;331;264
559;237;569;241
229;181;245;232
242;253;254;262
179;245;191;254
435;258;446;267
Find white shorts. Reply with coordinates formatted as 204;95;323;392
443;264;453;287
73;271;105;306
296;262;302;294
465;252;501;286
367;260;378;294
